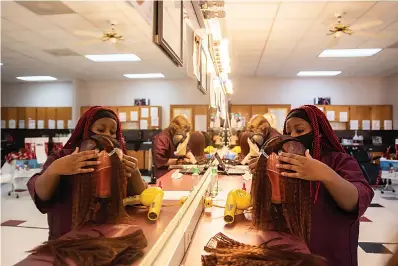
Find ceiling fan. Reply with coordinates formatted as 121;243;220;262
73;21;136;51
326;13;384;47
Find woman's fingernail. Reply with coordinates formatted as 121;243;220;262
96;161;100;164
276;164;280;168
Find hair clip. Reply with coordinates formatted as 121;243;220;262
108;149;116;157
260;149;269;159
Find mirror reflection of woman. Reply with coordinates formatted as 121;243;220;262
152;115;196;178
275;105;374;266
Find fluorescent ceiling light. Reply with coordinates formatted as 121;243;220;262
124;73;165;79
17;76;57;81
85;54;141;62
297;71;342;77
319;49;382;58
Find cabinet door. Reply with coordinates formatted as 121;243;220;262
127;150;145;170
371;105;393;129
251;105;266;117
46;107;57;129
324;106;349;122
17;107;26;128
56;107;72;129
349;106;371;130
25;107;37;129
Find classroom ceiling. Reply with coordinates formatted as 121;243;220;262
225;1;398;77
1;1;398;83
1;1;187;83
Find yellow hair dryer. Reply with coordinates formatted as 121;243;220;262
224;189;252;224
123;187;164;221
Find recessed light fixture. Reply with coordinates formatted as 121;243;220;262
0;63;3;66
85;54;141;62
319;49;382;58
17;76;57;81
124;73;165;79
297;71;342;77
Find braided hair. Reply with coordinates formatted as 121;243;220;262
64;106;127;154
283;105;346;201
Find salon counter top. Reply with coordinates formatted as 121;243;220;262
181;174;309;266
14;171;197;266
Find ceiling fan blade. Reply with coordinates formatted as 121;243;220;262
353;31;384;39
350;20;383;31
73;30;103;38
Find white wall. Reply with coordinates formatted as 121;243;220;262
74;79;209;128
2;77;396;129
383;74;398;129
230;77;387;107
1;82;73;107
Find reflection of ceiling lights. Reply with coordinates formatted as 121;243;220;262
207;18;222;41
225;79;233;94
124;73;165;79
17;76;57;81
297;71;342;77
319;48;382;57
219;39;231;74
85;54;141;62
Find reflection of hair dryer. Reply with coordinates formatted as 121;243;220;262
174;133;190;157
224;189;251;224
123;187;164;221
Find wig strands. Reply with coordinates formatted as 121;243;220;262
72;135;131;228
29;135;148;265
251;136;312;245
29;229;148;266
201;233;327;266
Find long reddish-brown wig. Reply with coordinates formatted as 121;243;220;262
29;134;148;265
283;105;345;201
201;233;327;266
251;136;312;245
72;134;131;228
239;131;250;157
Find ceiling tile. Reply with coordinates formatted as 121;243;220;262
225;2;279;20
62;1;120;14
277;3;326;19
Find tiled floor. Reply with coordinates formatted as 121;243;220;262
1;182;397;266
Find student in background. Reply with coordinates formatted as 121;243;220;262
152;115;197;178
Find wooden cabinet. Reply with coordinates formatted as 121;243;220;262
371;105;392;130
45;107;56;129
56;107;72;129
127;150;145;170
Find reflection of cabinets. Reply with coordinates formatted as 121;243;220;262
316;105;393;130
230;104;291;130
1;107;72;129
127;150;151;171
170;105;212;131
80;106;162;130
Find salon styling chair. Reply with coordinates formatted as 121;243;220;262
349;148;380;186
